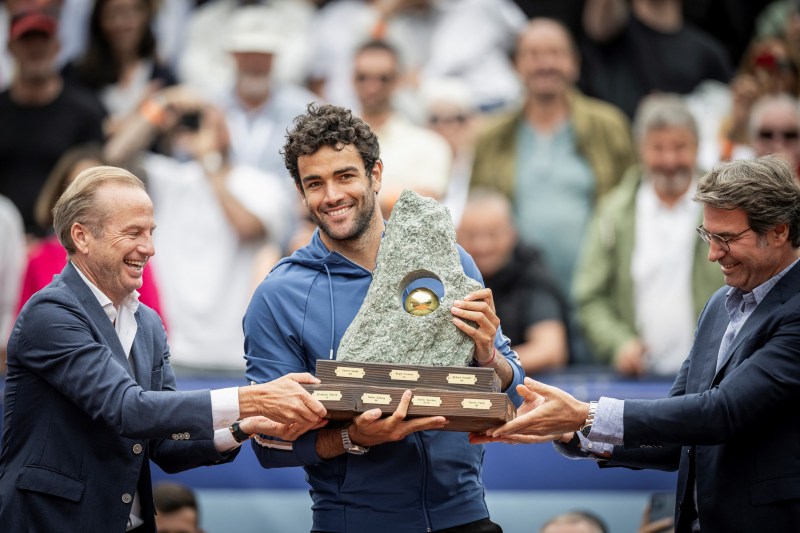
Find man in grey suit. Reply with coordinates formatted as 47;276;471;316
0;166;327;532
474;156;800;532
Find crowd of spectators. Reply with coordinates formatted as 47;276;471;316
2;0;799;378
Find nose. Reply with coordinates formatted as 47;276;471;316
139;233;155;257
706;239;725;262
323;181;345;204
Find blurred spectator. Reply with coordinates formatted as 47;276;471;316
471;18;635;295
106;90;291;372
153;481;205;533
220;5;318;182
308;0;525;114
574;94;723;376
539;510;608;533
65;0;178;135
749;93;800;181
581;0;733;118
682;0;771;67
421;77;481;225
511;0;587;43
15;143;165;317
352;39;451;213
756;0;800;40
457;189;569;375
178;0;315;99
307;0;440;112
718;36;799;163
0;8;105;236
420;0;526;112
0;194;25;373
638;491;675;533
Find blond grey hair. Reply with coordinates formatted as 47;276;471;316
52;165;146;255
633;93;698;143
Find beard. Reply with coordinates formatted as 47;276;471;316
648;168;694;199
309;188;376;244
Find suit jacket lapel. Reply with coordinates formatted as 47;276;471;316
714;261;800;379
61;262;135;381
697;304;728;392
130;312;151;389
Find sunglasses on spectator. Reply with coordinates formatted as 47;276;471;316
429;114;468;125
354;73;395;84
757;129;800;141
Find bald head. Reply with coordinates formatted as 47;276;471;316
515;18;580;100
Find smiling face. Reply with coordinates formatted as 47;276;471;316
71;183;155;307
515;20;578;100
641;125;698;200
297;144;382;249
702;205;789;291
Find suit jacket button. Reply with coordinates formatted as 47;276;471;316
183;432;190;439
132;443;143;454
172;434;178;440
122;493;133;504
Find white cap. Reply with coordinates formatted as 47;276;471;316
225;6;283;55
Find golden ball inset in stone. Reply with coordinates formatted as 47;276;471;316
404;287;440;316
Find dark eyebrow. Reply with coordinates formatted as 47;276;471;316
301;166;360;185
333;166;359;175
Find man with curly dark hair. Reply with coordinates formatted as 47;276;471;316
244;103;526;533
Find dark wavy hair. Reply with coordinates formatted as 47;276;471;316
282;103;380;189
76;0;157;88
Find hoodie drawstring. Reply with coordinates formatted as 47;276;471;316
323;263;336;359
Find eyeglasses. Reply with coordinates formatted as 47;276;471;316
429;114;468;125
354;73;395;84
757;129;800;141
696;225;752;252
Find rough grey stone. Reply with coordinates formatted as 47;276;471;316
336;190;482;366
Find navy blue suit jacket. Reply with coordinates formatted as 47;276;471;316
0;263;237;532
606;261;800;532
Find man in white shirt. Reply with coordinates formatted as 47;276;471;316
351;39;452;214
574;93;723;375
0;166;326;532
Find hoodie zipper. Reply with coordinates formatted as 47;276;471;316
414;432;433;531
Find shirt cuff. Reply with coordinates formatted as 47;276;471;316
210;387;241;430
213;427;241;452
586;397;624;446
577;431;615;456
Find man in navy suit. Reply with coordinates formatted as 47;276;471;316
475;155;800;532
0;166;327;532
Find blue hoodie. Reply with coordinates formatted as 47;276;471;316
244;229;524;533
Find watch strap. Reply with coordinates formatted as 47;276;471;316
229;420;252;444
341;427;369;455
580;401;598;437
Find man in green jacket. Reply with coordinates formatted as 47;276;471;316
574;94;724;375
471;18;635;295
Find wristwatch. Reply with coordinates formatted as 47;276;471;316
229;420;252;444
341;427;369;455
579;401;598;438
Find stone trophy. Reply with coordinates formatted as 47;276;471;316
305;190;515;431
